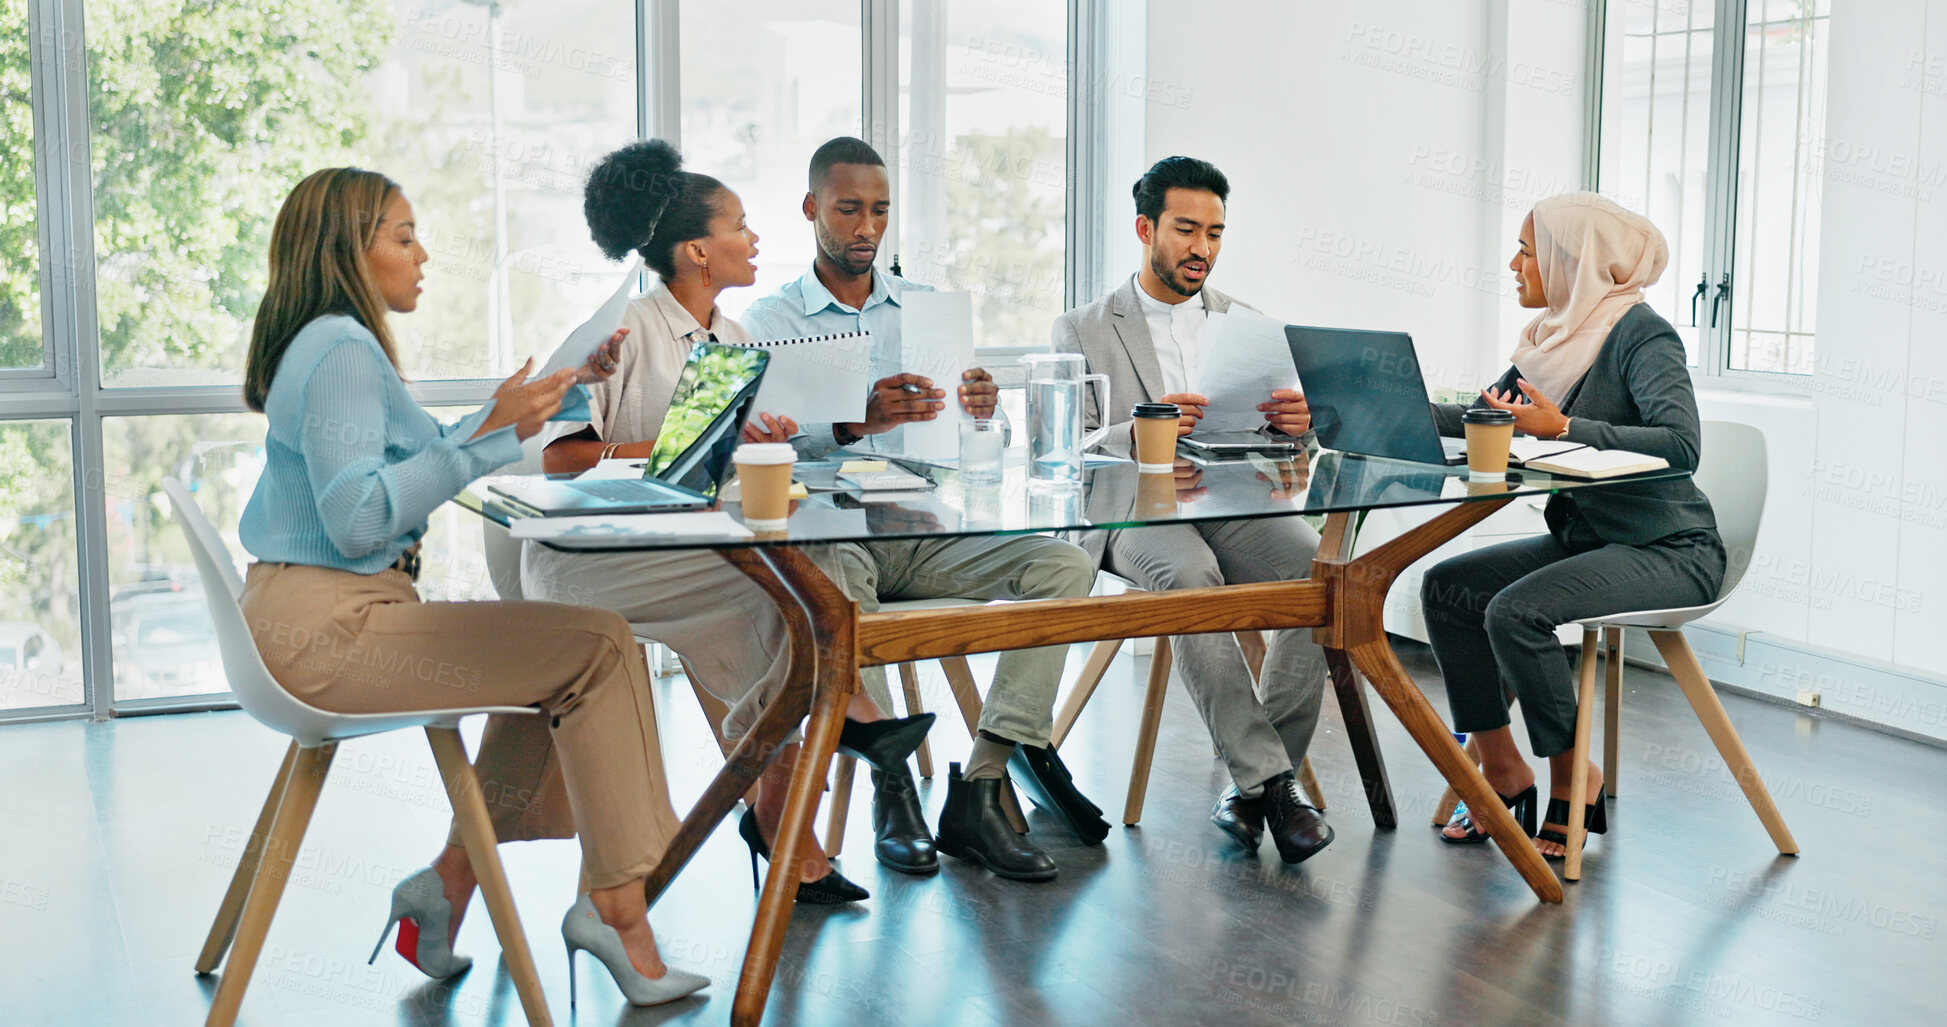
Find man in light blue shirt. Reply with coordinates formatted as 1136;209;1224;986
740;138;1106;883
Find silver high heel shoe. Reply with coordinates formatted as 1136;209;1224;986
368;866;471;978
561;894;709;1010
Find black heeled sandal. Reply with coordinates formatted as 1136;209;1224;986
836;713;936;772
737;809;869;904
1535;796;1608;860
1439;784;1538;845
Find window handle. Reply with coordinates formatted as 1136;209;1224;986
1710;273;1731;328
1690;275;1709;326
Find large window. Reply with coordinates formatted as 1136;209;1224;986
0;422;80;710
1;0;44;374
898;0;1068;351
3;2;1109;721
87;0;636;388
1597;0;1829;380
678;0;863;321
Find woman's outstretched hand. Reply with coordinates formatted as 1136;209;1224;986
475;358;580;441
1480;378;1570;438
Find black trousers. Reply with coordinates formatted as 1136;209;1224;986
1420;527;1725;757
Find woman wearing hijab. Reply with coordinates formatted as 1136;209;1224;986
1422;192;1724;858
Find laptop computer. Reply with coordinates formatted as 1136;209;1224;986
1282;325;1466;466
489;340;769;516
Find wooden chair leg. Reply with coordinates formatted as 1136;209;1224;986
426;727;552;1027
1433;736;1480;827
1603;627;1623;798
824;758;856;858
197;739;299;975
939;655;1026;832
204;743;335;1027
1051;639;1122;749
1565;630;1600;881
897;662;933;778
1297;757;1327;811
1649;631;1799;855
1123;636;1173;826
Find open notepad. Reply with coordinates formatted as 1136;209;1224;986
733;330;875;425
1520;445;1669;479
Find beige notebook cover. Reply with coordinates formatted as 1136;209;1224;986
1524;448;1670;479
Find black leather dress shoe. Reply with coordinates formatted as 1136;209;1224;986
1008;744;1110;845
870;765;938;874
1261;772;1334;865
935;764;1058;881
1210;785;1266;851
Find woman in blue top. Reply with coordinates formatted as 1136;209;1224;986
237;167;707;1006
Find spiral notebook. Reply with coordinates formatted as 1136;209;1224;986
733;330;875;425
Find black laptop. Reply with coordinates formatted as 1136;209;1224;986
489;340;769;516
1282;325;1466;466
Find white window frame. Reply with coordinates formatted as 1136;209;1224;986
1589;0;1817;395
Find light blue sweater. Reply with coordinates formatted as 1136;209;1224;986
239;314;583;574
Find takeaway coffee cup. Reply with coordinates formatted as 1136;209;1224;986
1461;408;1517;481
733;443;795;530
1132;403;1181;472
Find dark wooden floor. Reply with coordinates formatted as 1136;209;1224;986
3;639;1941;1026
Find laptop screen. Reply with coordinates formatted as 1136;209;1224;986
644;341;769;492
1283;325;1448;465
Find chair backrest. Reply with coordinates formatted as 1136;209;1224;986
481;433;550;601
162;477;331;744
1693;420;1767;603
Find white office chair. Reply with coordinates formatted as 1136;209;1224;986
1561;421;1800;880
165;479;554;1027
1048;572;1326;825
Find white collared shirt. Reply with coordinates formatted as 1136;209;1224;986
1132;275;1205;397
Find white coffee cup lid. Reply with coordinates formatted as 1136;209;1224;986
733;443;795;465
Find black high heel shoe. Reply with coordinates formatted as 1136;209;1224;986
736;809;869;904
1439;783;1538;845
1535;795;1609;860
836;713;935;772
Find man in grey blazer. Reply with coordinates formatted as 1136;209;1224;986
1053;156;1333;864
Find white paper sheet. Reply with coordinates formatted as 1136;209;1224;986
741;331;875;425
540;257;642;376
1191;306;1301;433
898;291;977;461
508;510;753;542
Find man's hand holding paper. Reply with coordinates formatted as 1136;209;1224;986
1190;305;1301;434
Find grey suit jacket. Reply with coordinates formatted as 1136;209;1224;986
1051;275;1246;449
1054;277;1282;566
1431;303;1718;547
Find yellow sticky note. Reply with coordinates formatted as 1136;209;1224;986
840;459;888;473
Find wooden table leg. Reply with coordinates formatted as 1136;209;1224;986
1314;498;1563;904
725;548;860;1027
638;549;826;907
1325;648;1396;829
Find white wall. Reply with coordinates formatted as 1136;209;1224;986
1143;0;1588;399
1144;0;1947;729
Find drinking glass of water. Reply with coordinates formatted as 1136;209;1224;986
959;418;1004;483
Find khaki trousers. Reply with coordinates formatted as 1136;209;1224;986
240;562;682;891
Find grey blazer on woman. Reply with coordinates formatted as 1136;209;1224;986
1432;302;1718;547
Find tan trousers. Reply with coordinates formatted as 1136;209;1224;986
240;562;682;891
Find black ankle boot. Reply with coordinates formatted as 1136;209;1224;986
870;765;938;874
1008;743;1110;845
935;764;1057;881
837;713;936;772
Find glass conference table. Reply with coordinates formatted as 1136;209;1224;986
461;449;1690;1025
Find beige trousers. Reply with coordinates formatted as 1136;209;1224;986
240;562;682;891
